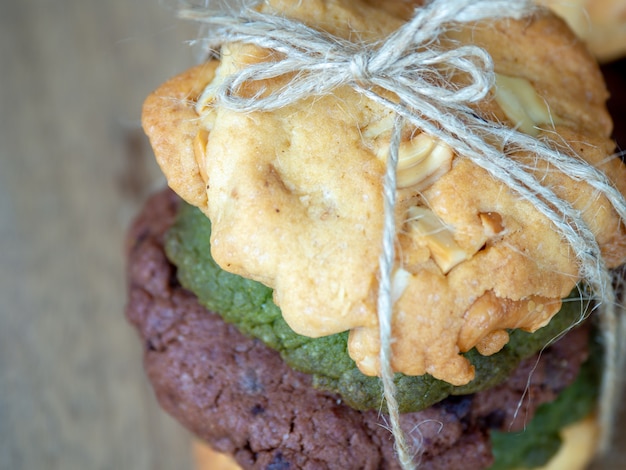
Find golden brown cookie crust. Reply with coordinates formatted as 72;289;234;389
142;62;219;210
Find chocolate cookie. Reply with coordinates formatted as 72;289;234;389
125;189;591;470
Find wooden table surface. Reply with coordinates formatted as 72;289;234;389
1;1;625;469
0;1;199;468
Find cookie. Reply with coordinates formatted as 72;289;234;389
540;0;626;62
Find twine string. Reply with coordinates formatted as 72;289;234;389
180;0;626;464
378;113;415;468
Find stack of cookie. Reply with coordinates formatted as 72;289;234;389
126;1;626;469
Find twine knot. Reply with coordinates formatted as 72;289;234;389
348;52;372;84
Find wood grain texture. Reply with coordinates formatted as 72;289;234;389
0;1;624;469
0;1;198;469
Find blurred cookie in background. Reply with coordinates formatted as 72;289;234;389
540;0;626;62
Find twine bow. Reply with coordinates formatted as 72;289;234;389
189;1;518;111
181;0;626;466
